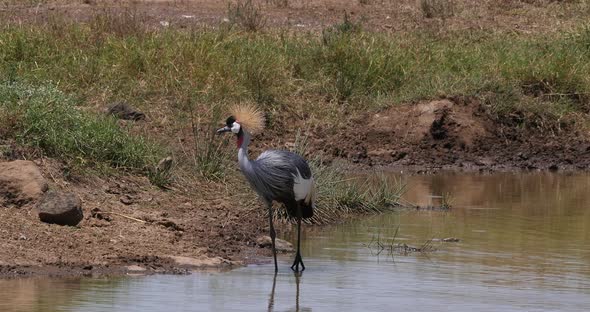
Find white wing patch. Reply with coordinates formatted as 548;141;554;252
293;169;314;202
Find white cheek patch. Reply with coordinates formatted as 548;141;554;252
231;122;241;134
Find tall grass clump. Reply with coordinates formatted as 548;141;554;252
227;0;267;32
0;81;162;171
284;132;406;224
186;100;233;181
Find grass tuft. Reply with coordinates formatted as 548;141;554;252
187;100;233;181
227;0;267;32
285;131;406;224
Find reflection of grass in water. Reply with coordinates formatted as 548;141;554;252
365;222;438;258
441;191;453;210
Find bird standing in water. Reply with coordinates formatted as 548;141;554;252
217;105;315;272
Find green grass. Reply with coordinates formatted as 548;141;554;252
2;19;590;130
0;81;163;172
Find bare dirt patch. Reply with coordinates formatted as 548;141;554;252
1;0;588;35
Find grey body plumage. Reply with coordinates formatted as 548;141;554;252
218;112;314;272
242;150;314;218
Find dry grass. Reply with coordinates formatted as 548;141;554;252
227;0;267;32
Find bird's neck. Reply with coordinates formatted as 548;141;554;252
237;130;252;172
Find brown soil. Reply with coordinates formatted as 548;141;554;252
0;156;281;278
1;0;587;35
314;97;590;172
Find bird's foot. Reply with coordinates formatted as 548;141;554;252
290;252;305;272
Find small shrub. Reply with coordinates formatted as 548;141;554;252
148;156;174;189
187;101;232;181
420;0;456;19
227;0;267;32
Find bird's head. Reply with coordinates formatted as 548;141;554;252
216;115;242;135
216;104;265;148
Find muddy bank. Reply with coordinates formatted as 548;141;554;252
0;157;278;278
313;97;590;172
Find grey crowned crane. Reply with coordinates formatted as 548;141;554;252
217;104;315;272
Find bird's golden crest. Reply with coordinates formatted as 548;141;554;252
230;104;265;134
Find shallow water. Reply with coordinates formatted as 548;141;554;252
1;172;590;312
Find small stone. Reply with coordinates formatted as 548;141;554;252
155;218;184;231
256;236;294;253
120;195;134;205
442;237;460;242
0;160;48;207
126;265;146;272
107;102;145;121
37;191;84;226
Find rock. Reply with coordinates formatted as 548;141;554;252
90;207;112;221
107;102;145;121
126;265;146;272
119;195;134;205
169;255;236;268
0;160;48;207
256;236;294;253
155;218;184;231
37;191;84;226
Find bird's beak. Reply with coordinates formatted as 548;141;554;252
216;126;231;135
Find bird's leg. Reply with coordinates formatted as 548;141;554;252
291;206;305;272
267;202;278;272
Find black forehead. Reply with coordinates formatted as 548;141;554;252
225;116;236;126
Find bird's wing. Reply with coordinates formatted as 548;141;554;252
256;150;314;203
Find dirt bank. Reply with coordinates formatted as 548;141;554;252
0;157;280;278
313;97;590;172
